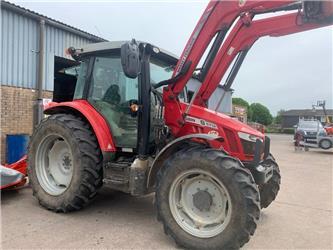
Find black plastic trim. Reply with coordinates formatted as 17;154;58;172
252;139;262;166
137;44;153;158
263;136;270;159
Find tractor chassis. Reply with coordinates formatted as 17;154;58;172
102;136;274;196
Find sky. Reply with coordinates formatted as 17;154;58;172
9;0;333;115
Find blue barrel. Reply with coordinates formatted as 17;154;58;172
6;134;29;164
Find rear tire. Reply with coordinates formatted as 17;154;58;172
28;113;103;212
155;146;260;250
259;156;281;209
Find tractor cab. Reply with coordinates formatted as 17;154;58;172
58;41;180;151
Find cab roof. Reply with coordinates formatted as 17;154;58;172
77;41;179;65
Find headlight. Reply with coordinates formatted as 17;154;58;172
318;130;327;136
238;132;263;155
238;132;263;142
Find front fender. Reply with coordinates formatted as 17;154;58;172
44;100;116;152
146;133;225;189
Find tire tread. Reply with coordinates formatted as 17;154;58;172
259;156;281;209
155;146;260;250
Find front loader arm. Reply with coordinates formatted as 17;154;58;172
194;3;333;105
171;0;296;96
163;0;333;136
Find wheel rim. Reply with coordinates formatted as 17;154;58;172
321;140;330;149
169;169;232;238
35;134;74;196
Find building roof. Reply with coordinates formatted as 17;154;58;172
281;109;333;116
1;1;107;42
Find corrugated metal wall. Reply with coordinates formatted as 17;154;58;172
1;9;39;89
43;25;93;90
1;8;95;91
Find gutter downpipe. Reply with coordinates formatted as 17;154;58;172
33;19;45;130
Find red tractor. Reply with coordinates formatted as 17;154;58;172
28;1;333;249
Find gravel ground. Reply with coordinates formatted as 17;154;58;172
1;134;332;249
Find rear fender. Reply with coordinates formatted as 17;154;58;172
44;100;116;152
146;133;225;189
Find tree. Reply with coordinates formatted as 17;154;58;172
274;109;285;124
232;97;250;108
250;103;273;125
232;97;252;120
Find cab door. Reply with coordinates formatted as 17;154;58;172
88;54;139;149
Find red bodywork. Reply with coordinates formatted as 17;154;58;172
5;156;28;176
44;100;116;152
177;103;263;161
29;1;332;164
325;125;333;136
42;1;332;163
2;100;116;188
162;0;333;161
1;156;27;190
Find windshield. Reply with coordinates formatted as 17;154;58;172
150;58;174;85
73;60;89;99
298;121;323;129
90;56;137;103
85;53;177;148
89;56;174;101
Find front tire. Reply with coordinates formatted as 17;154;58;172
28;113;103;212
156;146;260;250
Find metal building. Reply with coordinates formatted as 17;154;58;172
187;79;233;114
1;1;106;90
0;1;106;163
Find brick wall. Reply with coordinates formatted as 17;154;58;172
0;85;52;164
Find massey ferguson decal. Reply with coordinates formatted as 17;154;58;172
185;116;218;129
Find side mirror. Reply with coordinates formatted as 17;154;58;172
121;39;140;79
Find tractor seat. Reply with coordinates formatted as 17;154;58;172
103;84;121;105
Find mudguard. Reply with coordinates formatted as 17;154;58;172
146;133;224;189
44;100;116;152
